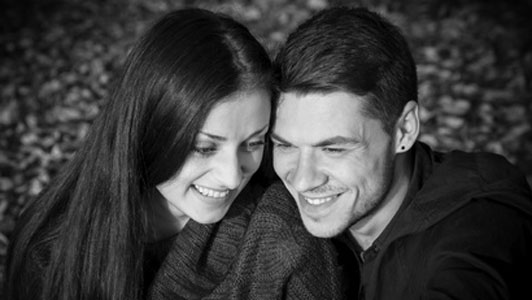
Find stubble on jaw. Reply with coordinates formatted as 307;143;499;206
347;144;398;243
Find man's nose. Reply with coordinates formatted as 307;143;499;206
289;151;325;192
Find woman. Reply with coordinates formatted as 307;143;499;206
6;8;273;300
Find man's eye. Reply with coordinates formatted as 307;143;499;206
272;141;293;151
323;147;346;154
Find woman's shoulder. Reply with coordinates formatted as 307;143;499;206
253;181;301;223
222;181;265;223
246;181;320;249
230;181;344;297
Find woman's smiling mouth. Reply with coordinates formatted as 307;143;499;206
193;184;230;199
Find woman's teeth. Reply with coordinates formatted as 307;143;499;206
194;184;230;198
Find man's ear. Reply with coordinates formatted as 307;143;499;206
394;101;419;154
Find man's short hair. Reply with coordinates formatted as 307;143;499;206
275;7;418;134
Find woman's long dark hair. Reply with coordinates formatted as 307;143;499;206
6;8;272;300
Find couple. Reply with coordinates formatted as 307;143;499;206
6;6;532;300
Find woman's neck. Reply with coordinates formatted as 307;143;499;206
145;190;188;242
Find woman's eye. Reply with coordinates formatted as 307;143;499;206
193;146;217;156
244;140;265;152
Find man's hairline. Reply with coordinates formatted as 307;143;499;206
275;88;379;124
273;88;397;139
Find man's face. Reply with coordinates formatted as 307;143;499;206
272;91;397;238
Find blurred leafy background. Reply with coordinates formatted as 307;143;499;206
1;0;531;294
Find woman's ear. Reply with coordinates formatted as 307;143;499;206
394;101;420;154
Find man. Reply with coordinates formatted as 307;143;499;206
271;6;532;300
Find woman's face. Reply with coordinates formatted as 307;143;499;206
156;88;271;229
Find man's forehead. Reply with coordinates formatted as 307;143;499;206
272;91;387;145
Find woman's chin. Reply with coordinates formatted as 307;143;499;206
191;210;227;225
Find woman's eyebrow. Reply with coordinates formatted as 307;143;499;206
199;124;269;141
246;125;269;139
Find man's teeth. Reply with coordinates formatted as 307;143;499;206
194;185;229;198
304;196;333;205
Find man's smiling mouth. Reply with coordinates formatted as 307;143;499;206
302;193;344;206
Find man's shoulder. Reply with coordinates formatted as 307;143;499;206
435;197;531;236
436;148;528;188
406;143;532;234
418;143;531;204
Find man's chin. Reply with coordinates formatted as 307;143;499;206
301;216;345;238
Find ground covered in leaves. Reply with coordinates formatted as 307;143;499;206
1;0;531;294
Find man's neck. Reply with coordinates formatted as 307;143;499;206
349;152;413;250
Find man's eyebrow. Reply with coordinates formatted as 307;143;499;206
270;132;359;147
313;136;359;147
199;124;269;142
270;132;290;144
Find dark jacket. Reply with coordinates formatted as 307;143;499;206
336;142;532;299
148;181;347;299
